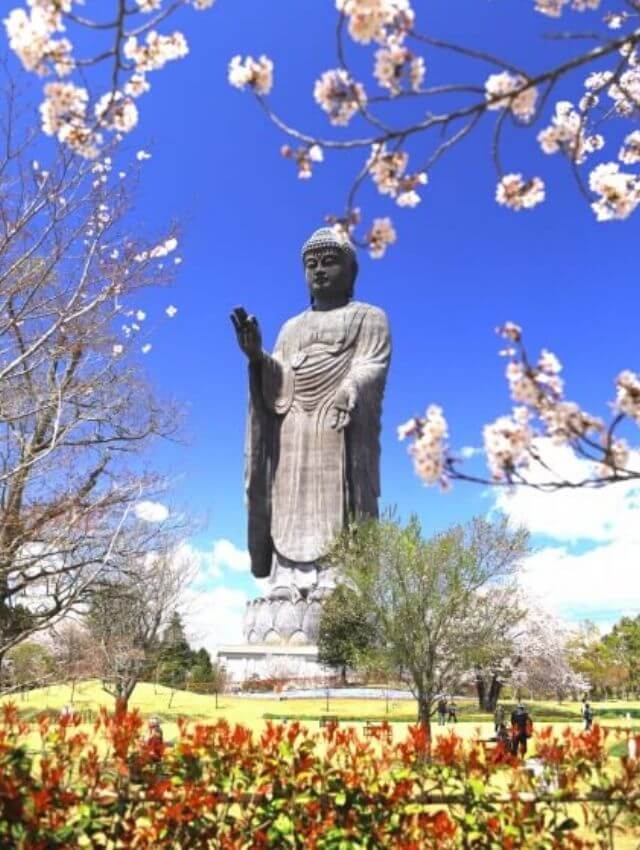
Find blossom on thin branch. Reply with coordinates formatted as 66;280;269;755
228;0;640;256
4;0;216;156
400;322;640;491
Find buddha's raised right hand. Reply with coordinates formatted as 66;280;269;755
230;306;262;363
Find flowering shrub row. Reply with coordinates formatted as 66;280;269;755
0;704;638;848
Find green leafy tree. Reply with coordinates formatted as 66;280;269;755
329;515;529;739
603;616;640;696
318;584;376;684
568;621;628;699
6;642;54;691
0;604;33;668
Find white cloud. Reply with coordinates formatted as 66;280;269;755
176;539;252;652
490;441;640;625
212;539;250;572
178;543;221;584
182;584;248;653
134;500;169;523
172;538;250;587
492;441;640;544
521;543;640;626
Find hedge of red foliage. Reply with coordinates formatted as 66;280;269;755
0;704;638;849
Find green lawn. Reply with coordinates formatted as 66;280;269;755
4;680;639;745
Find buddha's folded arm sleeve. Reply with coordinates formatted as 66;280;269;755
339;306;391;403
254;324;295;416
341;306;392;512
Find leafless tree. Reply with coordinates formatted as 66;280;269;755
0;77;181;662
86;522;196;712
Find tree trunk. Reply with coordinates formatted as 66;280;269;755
485;677;502;713
417;697;432;755
477;674;502;712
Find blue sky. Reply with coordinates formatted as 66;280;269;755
15;1;640;648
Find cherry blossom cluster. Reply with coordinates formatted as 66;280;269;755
366;217;397;258
373;42;425;94
589;162;640;221
485;72;538;122
336;0;415;46
399;321;640;489
538;101;604;165
4;0;215;156
280;144;324;179
483;408;533;482
228;0;640;258
228;55;274;95
368;144;428;206
616;371;640;426
496;174;545;211
313;69;367;126
619;131;640;165
398;405;449;488
324;207;397;259
535;0;602;15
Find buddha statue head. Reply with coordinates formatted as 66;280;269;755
301;227;358;308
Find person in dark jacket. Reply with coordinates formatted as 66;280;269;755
511;704;533;756
583;702;594;731
437;697;447;726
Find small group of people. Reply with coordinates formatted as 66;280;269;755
492;703;534;756
436;697;459;725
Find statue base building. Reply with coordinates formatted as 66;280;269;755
216;594;326;685
217;642;330;684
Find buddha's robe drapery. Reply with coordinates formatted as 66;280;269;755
245;301;391;579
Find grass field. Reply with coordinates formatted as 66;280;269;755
3;679;639;747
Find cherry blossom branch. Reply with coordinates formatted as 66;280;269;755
229;1;640;258
399;322;640;492
4;0;216;157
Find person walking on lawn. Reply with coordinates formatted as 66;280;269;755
437;697;447;726
583;702;594;731
511;703;533;756
447;699;458;724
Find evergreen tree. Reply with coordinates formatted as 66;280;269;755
157;612;195;690
318;585;376;683
190;647;214;691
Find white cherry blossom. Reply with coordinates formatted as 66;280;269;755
228;55;273;95
619;130;640;164
367;217;397;258
313;69;366;125
496;174;545;210
589;162;640;221
538;101;603;164
485;72;538;121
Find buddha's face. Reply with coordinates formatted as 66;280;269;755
303;249;353;303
